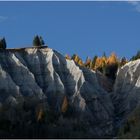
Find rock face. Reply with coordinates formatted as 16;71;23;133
113;59;140;127
96;70;114;92
2;47;140;138
0;47;114;138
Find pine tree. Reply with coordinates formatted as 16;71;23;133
0;37;7;49
39;36;45;45
103;52;106;58
120;57;127;66
92;55;98;69
33;35;41;46
130;51;140;61
85;57;91;68
2;38;6;49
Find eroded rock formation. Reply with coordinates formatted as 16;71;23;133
0;48;114;138
113;59;140;130
1;47;140;138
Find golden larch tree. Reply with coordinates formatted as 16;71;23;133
107;52;118;65
61;96;68;113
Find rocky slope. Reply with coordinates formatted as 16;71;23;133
112;59;140;130
1;47;140;138
0;47;115;138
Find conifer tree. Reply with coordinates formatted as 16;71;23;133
0;37;7;49
33;35;41;46
120;57;127;66
92;55;98;69
130;51;140;61
39;36;45;45
33;35;45;47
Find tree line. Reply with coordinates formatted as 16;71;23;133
65;52;140;80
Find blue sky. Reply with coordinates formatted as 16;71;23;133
0;1;140;60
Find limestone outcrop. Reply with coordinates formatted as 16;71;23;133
113;59;140;127
0;47;114;138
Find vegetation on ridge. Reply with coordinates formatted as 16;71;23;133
65;50;140;80
65;52;128;80
0;35;140;81
33;35;45;47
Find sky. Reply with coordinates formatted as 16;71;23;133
0;1;140;60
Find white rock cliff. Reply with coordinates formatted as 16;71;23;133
113;59;140;127
0;47;114;138
1;47;140;138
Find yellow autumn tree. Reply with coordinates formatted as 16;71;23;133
94;57;106;70
107;52;118;65
61;96;68;113
72;54;79;63
71;54;84;66
102;56;107;64
78;59;84;66
36;104;46;122
65;54;71;60
37;108;44;122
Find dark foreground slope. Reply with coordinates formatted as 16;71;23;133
0;47;114;138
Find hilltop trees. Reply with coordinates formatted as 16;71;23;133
71;54;83;66
39;36;45;46
0;37;6;49
33;35;45;47
92;55;98;70
130;51;140;61
65;52;122;80
120;57;127;67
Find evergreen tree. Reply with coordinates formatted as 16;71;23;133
130;51;140;61
92;55;98;68
71;54;76;60
39;36;45;46
33;35;45;47
85;57;91;68
102;52;106;58
2;38;6;49
33;35;41;46
120;57;127;67
0;37;6;49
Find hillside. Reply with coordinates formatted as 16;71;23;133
0;47;114;138
113;60;140;119
112;59;140;138
0;47;140;138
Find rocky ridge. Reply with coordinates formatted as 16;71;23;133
0;47;114;138
0;47;140;138
112;59;140;126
